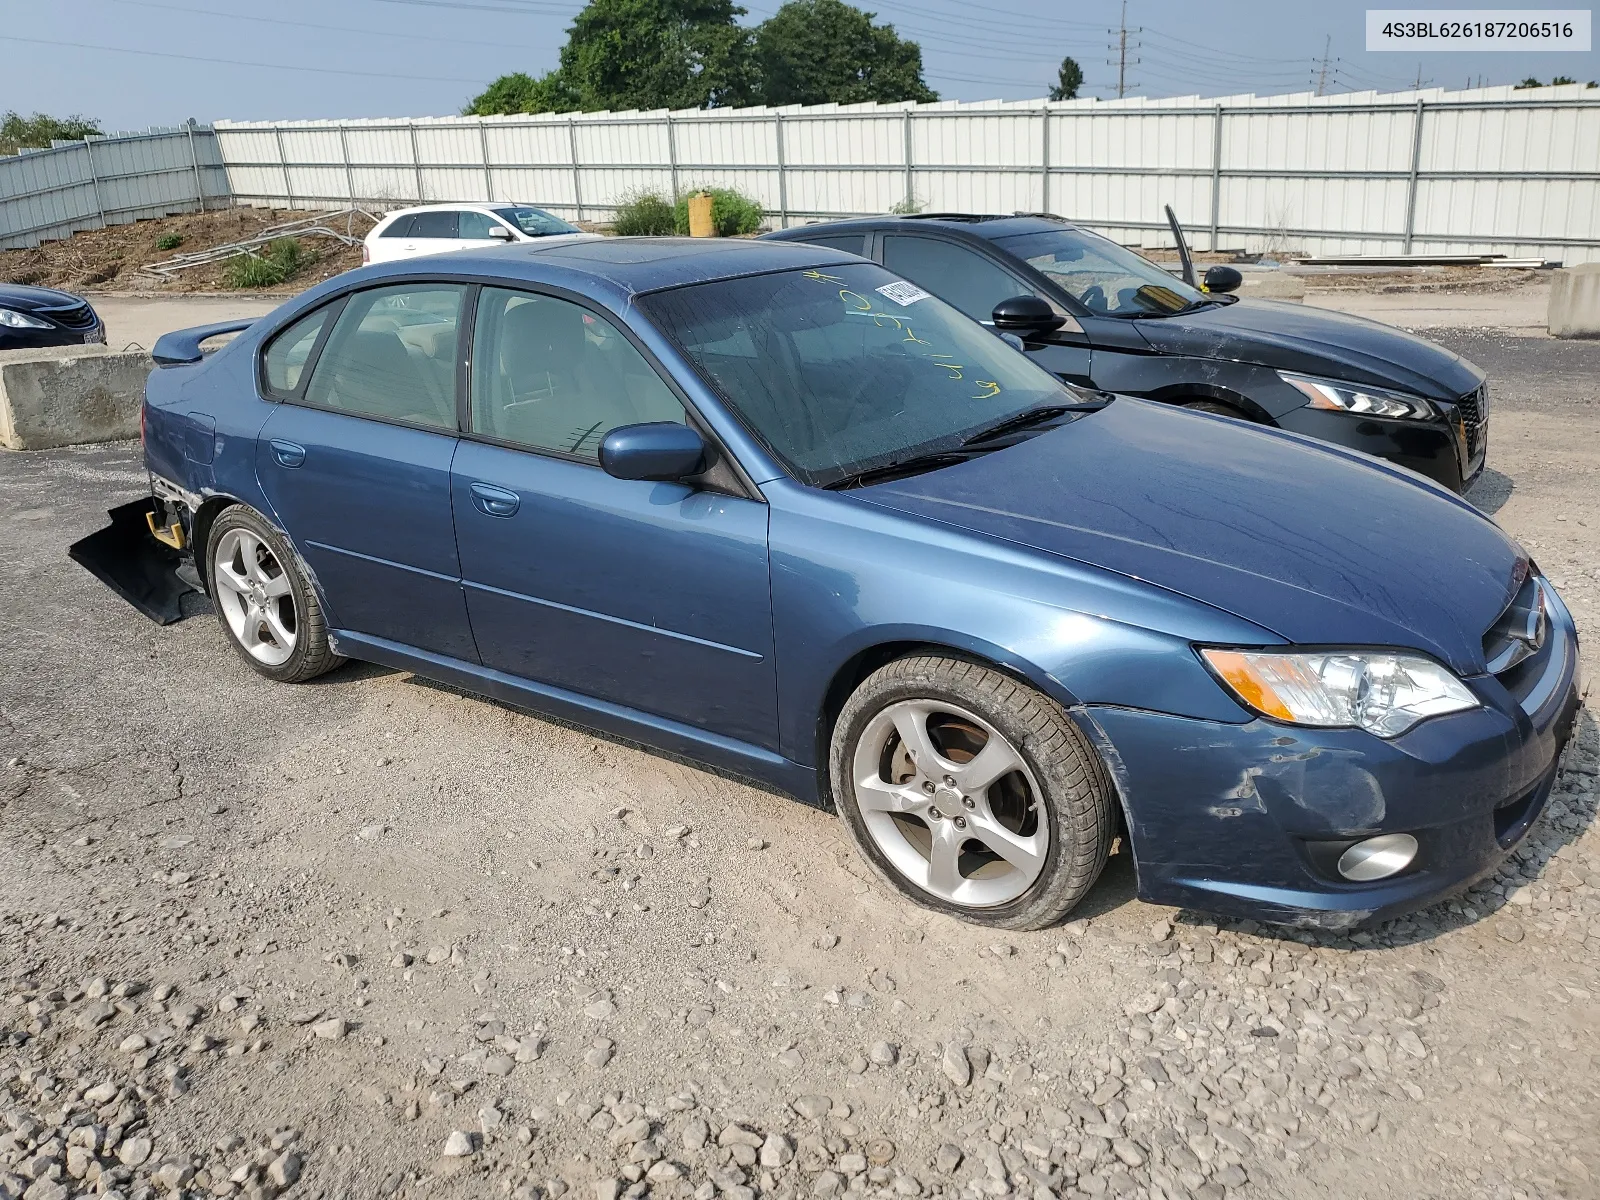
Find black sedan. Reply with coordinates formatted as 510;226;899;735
765;214;1488;492
0;283;106;351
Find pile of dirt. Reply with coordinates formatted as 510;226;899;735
0;207;374;295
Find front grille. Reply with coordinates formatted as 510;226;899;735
1456;383;1487;466
39;302;97;330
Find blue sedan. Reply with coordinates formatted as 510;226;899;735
102;238;1579;931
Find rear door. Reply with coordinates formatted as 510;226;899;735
254;281;478;661
879;233;1093;385
450;286;779;748
369;214;416;264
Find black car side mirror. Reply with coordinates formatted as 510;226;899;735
1203;266;1242;294
991;295;1067;336
600;423;707;482
488;225;515;241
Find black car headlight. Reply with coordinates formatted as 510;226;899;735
1279;371;1437;421
0;308;53;330
1201;648;1479;738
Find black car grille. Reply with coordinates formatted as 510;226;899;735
39;302;97;330
1456;383;1487;465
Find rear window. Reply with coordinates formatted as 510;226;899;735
411;211;459;238
261;306;331;398
380;214;415;238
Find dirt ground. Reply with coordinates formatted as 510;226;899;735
0;208;372;295
0;313;1597;1200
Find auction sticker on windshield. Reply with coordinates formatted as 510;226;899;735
1366;10;1590;50
876;281;931;307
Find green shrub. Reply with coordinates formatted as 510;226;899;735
612;190;677;237
888;196;922;215
155;233;184;251
223;237;313;289
673;187;766;237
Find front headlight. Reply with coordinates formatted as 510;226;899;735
1201;648;1478;738
0;308;53;330
1279;371;1436;421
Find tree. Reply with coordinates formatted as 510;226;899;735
1550;75;1578;85
560;0;757;111
752;0;937;106
464;71;577;116
1049;56;1083;101
1514;76;1544;89
0;111;102;156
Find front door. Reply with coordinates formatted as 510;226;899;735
451;286;779;748
254;281;477;661
879;232;1094;385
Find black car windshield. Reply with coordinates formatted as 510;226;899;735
996;228;1205;316
641;264;1074;487
492;206;579;237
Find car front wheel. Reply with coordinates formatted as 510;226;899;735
206;505;340;684
829;655;1117;930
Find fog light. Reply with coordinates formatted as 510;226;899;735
1336;833;1418;882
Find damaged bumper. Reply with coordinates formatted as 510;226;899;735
69;483;200;625
1085;608;1581;929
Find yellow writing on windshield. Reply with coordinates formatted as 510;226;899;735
972;380;1001;399
802;270;845;284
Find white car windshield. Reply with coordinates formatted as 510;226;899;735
642;263;1077;488
996;228;1205;316
492;207;580;237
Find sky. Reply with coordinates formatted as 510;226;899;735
1;0;1596;129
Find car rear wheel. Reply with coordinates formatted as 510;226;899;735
829;655;1117;930
206;506;340;684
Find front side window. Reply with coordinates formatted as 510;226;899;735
261;306;331;398
996;228;1204;316
881;236;1034;323
410;210;458;239
470;287;683;460
641;263;1069;487
458;210;503;240
492;207;579;237
379;214;415;238
302;284;465;430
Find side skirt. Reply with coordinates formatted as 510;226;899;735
330;630;819;803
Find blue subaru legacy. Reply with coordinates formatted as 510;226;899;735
85;238;1580;932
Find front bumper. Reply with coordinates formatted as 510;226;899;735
1275;394;1485;493
1085;596;1579;929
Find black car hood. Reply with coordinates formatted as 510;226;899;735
1133;298;1484;401
0;283;87;313
860;399;1521;674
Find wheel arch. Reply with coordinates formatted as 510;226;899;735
190;494;244;593
1143;380;1276;424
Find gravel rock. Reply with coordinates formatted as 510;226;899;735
442;1130;476;1157
311;1017;348;1041
940;1043;972;1087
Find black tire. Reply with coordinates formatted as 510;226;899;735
205;505;341;684
1182;398;1251;419
828;655;1117;930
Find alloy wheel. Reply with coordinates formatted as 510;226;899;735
850;699;1048;907
212;528;298;668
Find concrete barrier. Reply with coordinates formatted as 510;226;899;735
1548;262;1600;338
0;345;151;450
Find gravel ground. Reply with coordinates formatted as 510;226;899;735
1;330;1597;1200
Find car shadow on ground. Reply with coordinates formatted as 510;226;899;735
1467;466;1515;514
1175;704;1598;953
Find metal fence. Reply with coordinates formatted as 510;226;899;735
215;84;1600;264
0;125;230;251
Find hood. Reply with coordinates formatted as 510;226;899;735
861;399;1521;674
0;283;87;313
1135;298;1483;401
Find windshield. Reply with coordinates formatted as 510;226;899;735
641;264;1074;487
492;206;579;237
997;228;1205;316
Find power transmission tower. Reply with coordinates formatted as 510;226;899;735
1108;0;1141;98
1314;35;1332;96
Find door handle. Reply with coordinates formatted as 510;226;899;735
270;439;305;468
469;481;520;518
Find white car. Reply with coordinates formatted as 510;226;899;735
363;203;597;264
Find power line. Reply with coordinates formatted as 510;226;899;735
0;33;489;84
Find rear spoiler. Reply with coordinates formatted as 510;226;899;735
151;319;257;367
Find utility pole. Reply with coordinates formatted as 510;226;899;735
1108;0;1141;98
1314;34;1331;96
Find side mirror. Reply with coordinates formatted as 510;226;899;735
1203;265;1242;294
488;225;515;242
600;423;707;482
991;295;1067;336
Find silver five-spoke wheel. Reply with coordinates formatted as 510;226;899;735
853;698;1047;907
212;527;297;667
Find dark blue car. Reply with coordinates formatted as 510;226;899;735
99;238;1579;931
